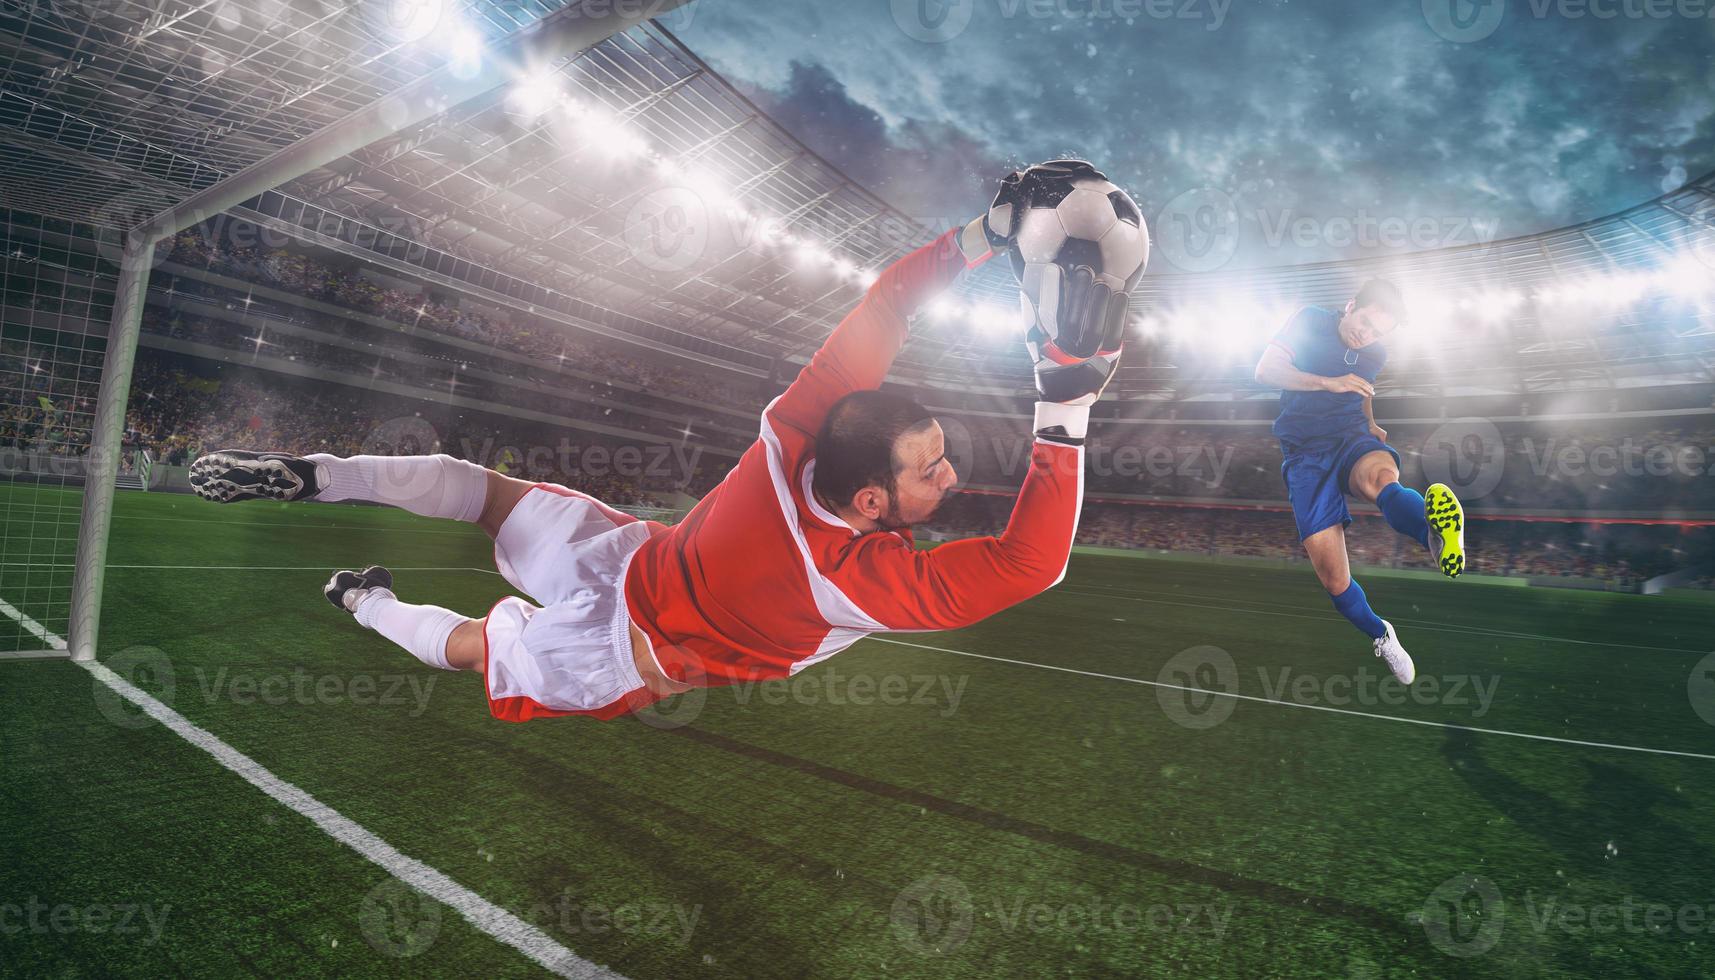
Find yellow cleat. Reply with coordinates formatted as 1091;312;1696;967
1425;483;1466;578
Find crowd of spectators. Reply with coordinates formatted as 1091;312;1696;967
142;308;754;454
118;352;720;506
923;491;1711;590
162;229;773;413
940;413;1715;515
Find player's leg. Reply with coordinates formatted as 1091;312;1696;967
324;565;485;671
1302;525;1415;684
1347;448;1465;578
191;449;497;522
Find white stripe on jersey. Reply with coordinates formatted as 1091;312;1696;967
758;402;888;638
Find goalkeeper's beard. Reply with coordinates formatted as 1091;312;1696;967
874;489;947;533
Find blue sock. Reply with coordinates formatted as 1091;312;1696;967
1375;482;1430;549
1331;580;1388;640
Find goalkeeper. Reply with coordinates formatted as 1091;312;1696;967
188;164;1135;722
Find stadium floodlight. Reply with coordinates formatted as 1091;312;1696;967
1661;255;1712;299
509;70;562;118
439;23;486;79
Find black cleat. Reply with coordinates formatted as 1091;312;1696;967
190;450;323;503
325;565;393;612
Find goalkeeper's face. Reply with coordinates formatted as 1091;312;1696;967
881;420;959;529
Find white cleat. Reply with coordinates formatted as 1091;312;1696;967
1373;620;1416;685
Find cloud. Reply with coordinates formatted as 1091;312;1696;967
670;0;1714;266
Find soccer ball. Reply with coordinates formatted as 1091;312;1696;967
988;160;1149;354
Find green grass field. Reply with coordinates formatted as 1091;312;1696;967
3;486;1714;978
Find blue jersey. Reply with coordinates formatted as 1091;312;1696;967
1269;306;1387;447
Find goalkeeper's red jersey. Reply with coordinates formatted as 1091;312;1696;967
622;229;1087;686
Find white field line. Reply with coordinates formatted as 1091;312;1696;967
869;636;1715;763
0;598;66;650
0;603;616;978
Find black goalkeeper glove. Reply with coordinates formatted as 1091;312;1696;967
1027;263;1126;407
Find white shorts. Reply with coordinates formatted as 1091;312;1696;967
483;484;656;721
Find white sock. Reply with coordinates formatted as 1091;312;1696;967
307;453;489;523
352;588;469;671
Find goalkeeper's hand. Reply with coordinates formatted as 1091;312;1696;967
1028;264;1124;445
1028;262;1125;407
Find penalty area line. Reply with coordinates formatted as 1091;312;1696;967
0;603;617;979
869;637;1715;763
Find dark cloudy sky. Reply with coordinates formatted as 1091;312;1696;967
662;0;1713;270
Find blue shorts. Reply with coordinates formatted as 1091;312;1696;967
1279;433;1401;541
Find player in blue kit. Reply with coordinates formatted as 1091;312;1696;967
1253;280;1466;684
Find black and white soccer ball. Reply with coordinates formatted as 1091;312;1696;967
986;160;1149;358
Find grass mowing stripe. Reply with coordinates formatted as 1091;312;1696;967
662;725;1414;941
1056;587;1710;654
869;636;1715;762
0;598;615;978
80;658;623;980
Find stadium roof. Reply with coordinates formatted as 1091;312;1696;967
1;1;1711;400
